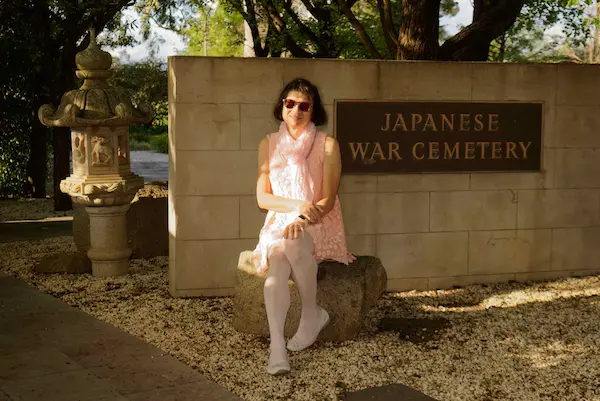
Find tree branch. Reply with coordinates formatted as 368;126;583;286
265;0;313;57
227;0;266;56
377;0;397;57
75;0;135;52
243;0;267;57
439;0;525;60
264;19;272;56
472;0;491;21
298;0;337;56
300;0;317;16
228;0;248;20
282;0;329;55
336;0;382;59
150;15;181;33
300;0;330;21
264;19;282;57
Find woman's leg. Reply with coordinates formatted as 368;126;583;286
283;230;329;351
264;247;292;374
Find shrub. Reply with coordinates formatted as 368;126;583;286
150;133;168;154
0;111;31;198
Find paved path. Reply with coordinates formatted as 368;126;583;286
130;151;168;182
0;271;242;401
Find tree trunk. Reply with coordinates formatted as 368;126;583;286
318;8;338;57
52;127;72;211
396;0;441;60
377;0;399;58
448;40;491;61
593;0;600;63
26;0;49;199
439;0;525;61
27;111;47;198
51;44;76;211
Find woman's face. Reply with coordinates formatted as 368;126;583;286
281;90;313;132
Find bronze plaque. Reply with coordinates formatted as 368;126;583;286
334;100;543;173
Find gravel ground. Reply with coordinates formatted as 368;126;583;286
0;199;73;222
1;236;599;401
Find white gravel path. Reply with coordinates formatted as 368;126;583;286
1;235;599;401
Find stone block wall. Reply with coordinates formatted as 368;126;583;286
168;57;600;297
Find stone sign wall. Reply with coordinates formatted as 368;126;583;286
168;57;600;297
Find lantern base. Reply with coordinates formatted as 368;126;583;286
86;204;132;277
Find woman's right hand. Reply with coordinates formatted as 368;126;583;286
298;201;323;223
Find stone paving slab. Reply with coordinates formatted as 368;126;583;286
0;349;82;381
87;355;204;395
125;381;243;401
1;369;128;401
0;274;243;401
0;279;73;317
344;383;440;400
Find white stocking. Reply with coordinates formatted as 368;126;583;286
283;231;321;346
264;248;291;368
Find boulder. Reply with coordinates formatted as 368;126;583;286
34;252;92;274
73;181;168;259
232;251;387;342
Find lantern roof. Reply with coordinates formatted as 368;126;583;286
39;28;154;127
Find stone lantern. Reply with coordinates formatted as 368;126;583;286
38;28;153;277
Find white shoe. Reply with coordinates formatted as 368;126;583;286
286;307;330;352
267;346;291;376
267;359;291;376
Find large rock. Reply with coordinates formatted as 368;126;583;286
232;251;387;342
34;252;92;274
73;182;168;259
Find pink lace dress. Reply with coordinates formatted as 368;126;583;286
252;122;356;273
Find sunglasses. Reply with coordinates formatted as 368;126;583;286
282;98;312;112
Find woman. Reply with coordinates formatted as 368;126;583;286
252;78;355;375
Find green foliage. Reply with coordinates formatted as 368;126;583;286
0;0;38;198
0;112;31;198
489;27;567;62
332;1;392;59
109;59;169;152
150;133;169;153
217;0;599;61
514;0;596;47
184;1;245;56
440;0;459;16
129;125;168;151
218;0;464;59
489;0;600;62
0;0;187;200
109;59;169;125
134;0;199;40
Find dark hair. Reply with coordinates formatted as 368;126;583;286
273;77;328;126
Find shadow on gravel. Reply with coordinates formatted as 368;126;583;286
378;317;451;344
0;220;72;243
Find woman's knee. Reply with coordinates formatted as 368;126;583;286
264;275;283;293
282;234;313;264
265;249;291;289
